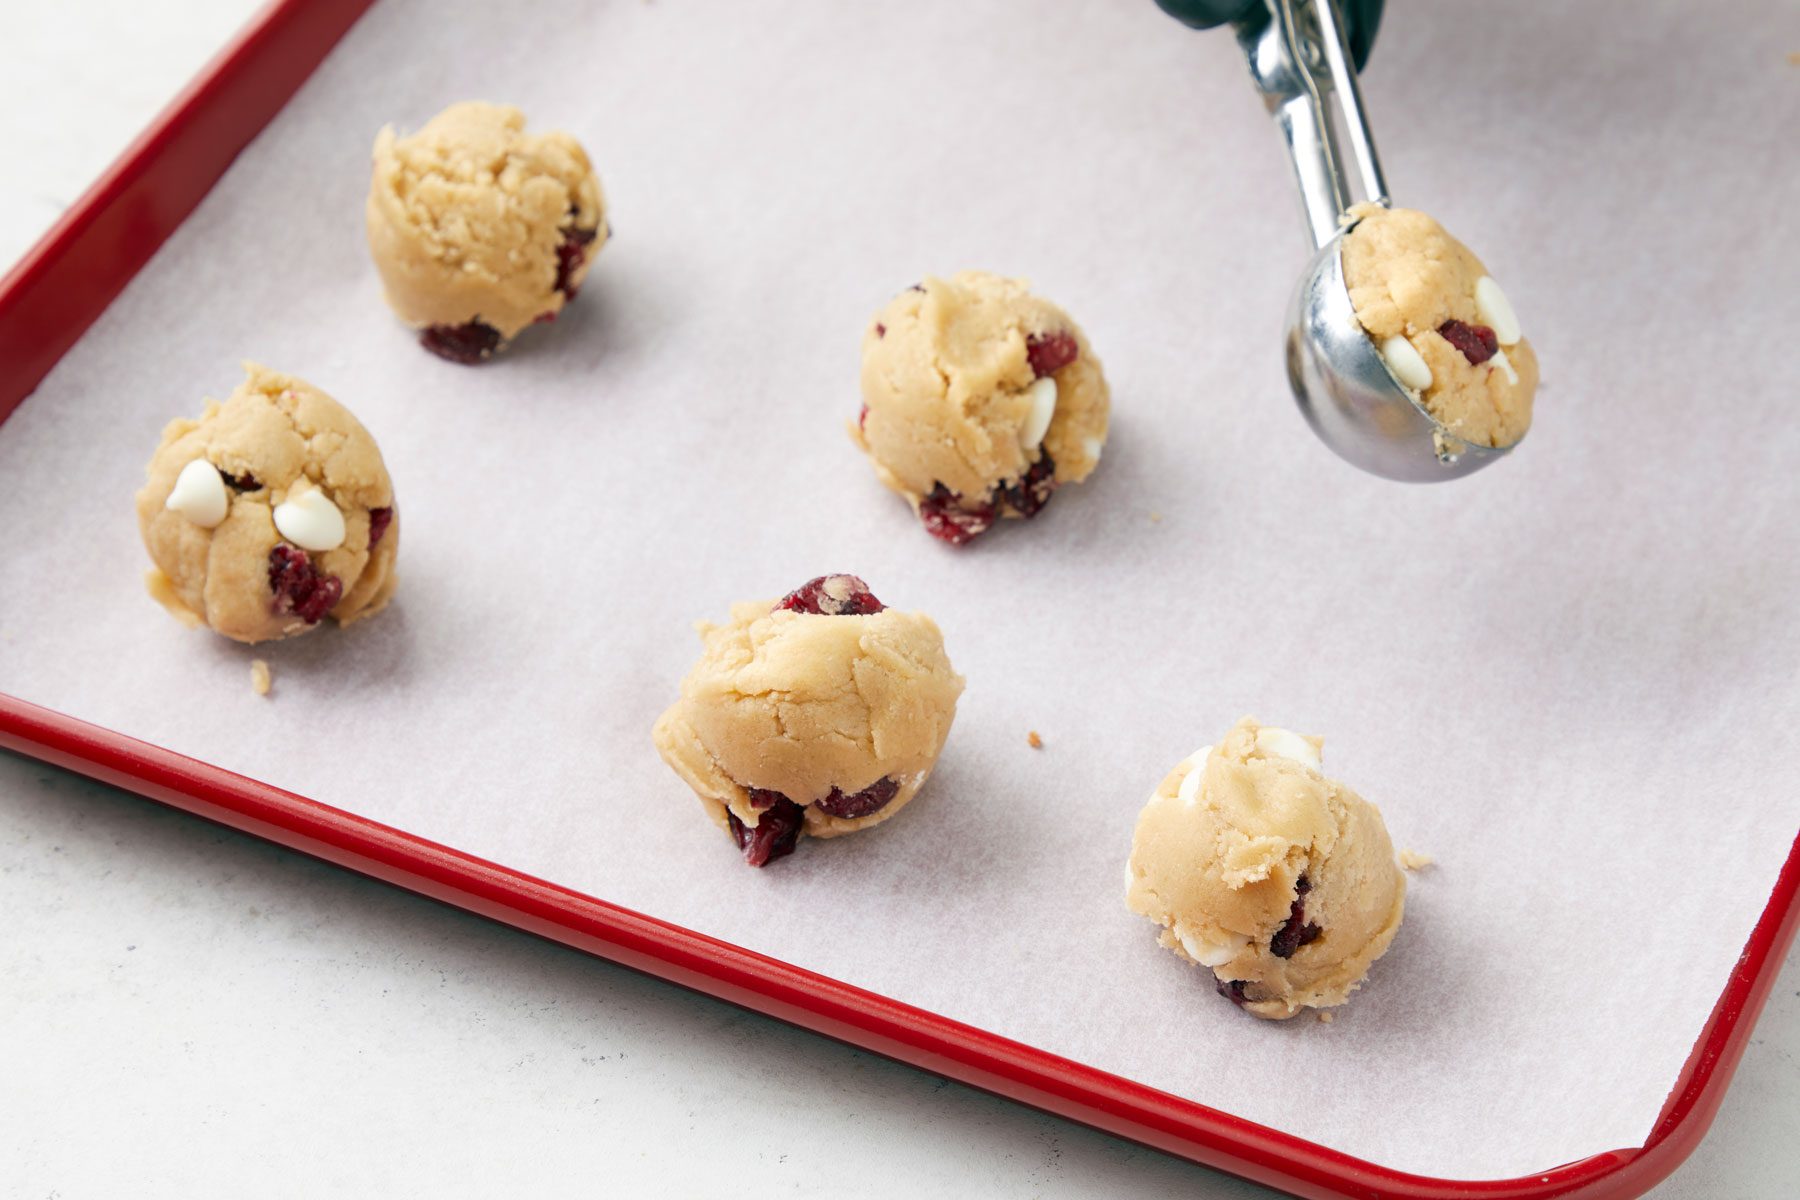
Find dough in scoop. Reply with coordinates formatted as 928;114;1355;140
1342;203;1538;451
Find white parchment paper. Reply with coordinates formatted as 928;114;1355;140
3;0;1798;1180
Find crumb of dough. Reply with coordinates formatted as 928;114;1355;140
1028;731;1044;749
1788;51;1800;65
1399;848;1434;871
1317;1010;1335;1024
1149;512;1164;524
250;659;272;697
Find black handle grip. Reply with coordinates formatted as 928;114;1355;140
1152;0;1260;29
1153;0;1384;70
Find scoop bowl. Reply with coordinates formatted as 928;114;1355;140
1285;232;1511;483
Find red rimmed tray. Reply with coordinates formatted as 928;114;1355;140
2;4;1797;1197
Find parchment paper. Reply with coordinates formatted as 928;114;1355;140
3;0;1798;1180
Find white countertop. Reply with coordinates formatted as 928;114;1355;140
3;5;1796;1196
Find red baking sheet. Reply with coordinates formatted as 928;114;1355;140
3;3;1797;1196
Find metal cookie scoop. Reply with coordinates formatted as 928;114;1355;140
1159;0;1509;481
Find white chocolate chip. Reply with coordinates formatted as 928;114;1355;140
273;486;346;552
1490;346;1520;385
1474;276;1521;346
1379;335;1433;391
1177;925;1251;968
1254;727;1322;771
165;459;229;528
1082;436;1104;464
1018;377;1057;449
1177;746;1213;806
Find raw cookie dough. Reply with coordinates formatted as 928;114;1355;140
1341;203;1538;450
136;363;399;644
366;101;608;363
1125;717;1405;1020
851;272;1109;545
652;575;964;866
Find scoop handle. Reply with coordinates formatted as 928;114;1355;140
1234;0;1391;249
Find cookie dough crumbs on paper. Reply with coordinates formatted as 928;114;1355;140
250;659;272;697
1399;848;1434;871
1317;1010;1335;1024
1028;731;1044;749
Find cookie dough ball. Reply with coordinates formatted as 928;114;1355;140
366;101;608;364
653;575;964;867
136;363;399;644
1125;718;1405;1020
1342;204;1538;450
851;272;1109;545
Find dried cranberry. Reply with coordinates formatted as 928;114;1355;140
813;777;899;820
554;221;600;300
368;507;393;548
1437;319;1498;365
1270;874;1322;959
857;404;869;430
1026;330;1079;378
219;469;259;492
775;574;886;616
267;544;342;625
874;323;886;339
1215;977;1251;1007
918;484;996;546
420;320;503;364
1001;453;1057;519
726;796;805;867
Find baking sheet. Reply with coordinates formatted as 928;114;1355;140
3;0;1797;1180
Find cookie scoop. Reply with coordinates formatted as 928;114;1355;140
652;575;964;866
1162;0;1535;479
1125;717;1405;1019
